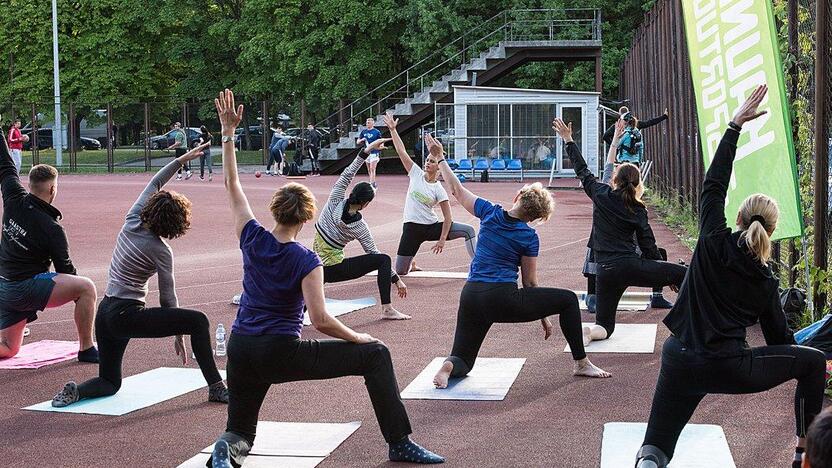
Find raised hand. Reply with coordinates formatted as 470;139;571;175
424;133;444;158
215;89;244;132
613;118;626;142
552;118;573;143
383;112;398;131
365;137;390;153
732;84;768;126
180;142;211;162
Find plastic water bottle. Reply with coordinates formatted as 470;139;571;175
215;324;227;357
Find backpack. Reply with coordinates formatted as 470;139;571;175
617;127;643;164
285;162;303;177
480;169;489;183
780;287;808;331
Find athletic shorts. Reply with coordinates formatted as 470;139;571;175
397;222;444;256
582;248;597;277
0;272;57;329
365;153;380;164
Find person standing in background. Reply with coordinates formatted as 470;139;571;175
7;119;24;174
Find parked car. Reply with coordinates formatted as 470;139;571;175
235;126;267;151
146;127;202;150
21;128;102;151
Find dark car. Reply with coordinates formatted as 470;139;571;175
146;127;202;150
235;126;266;150
21;128;102;151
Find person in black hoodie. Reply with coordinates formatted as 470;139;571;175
306;124;321;175
552;118;686;345
601;106;669;147
0;130;98;361
634;85;827;468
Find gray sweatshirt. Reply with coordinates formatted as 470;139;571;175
105;160;181;307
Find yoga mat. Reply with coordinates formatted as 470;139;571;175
401;357;525;401
178;453;323;468
0;340;78;369
303;297;376;326
25;367;227;416
198;421;361;457
565;324;657;354
367;270;469;279
575;290;651;312
601;422;735;467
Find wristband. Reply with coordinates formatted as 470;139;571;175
437;159;446;164
728;121;742;132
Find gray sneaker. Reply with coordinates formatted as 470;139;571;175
52;382;80;407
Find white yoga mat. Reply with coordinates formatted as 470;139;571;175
401;357;525;401
178;453;323;468
601;422;735;468
303;297;376;326
565;323;657;354
198;421;361;457
367;270;469;279
576;290;651;311
25;367;226;416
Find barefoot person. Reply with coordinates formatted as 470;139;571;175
51;142;229;407
423;134;610;389
552;118;686;345
357;117;381;187
207;89;444;467
314;138;411;320
0;130;98;362
634;86;827;468
383;113;476;275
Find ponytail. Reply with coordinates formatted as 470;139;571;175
613;163;645;212
737;194;779;265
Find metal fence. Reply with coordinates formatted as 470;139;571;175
620;0;832;312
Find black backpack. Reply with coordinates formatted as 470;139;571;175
480;169;489;183
780;288;808;331
285;162;303;177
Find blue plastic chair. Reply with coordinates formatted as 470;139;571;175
507;159;523;170
458;159;473;170
446;158;458;169
474;158;489;171
490;159;506;170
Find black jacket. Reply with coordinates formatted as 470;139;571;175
0;132;76;281
306;129;321;148
602;113;668;146
663;128;794;357
566;141;661;262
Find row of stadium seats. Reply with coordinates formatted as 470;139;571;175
447;158;524;171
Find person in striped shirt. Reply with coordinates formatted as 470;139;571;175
51;142;229;407
313;139;410;320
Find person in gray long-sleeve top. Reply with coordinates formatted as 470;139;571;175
51;142;229;408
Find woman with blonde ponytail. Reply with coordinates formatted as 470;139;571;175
424;134;610;390
635;85;826;468
553;118;687;345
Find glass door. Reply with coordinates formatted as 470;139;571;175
557;105;584;174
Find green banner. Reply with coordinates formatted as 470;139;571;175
681;0;803;240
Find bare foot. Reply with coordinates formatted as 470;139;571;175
573;358;612;378
382;307;412;320
409;261;423;272
433;360;454;388
582;326;592;347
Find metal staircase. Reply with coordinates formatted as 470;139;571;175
314;9;603;174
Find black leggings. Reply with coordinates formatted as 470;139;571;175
77;296;222;398
585;248;669;296
213;333;412;467
175;148;189;173
323;254;399;305
595;256;686;336
308;146;320;173
395;221;477;275
445;282;587;377
642;335;826;460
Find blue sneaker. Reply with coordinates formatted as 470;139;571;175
210;440;233;468
389;438;445;464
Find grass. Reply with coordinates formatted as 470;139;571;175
643;188;699;251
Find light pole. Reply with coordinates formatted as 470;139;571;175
51;0;62;165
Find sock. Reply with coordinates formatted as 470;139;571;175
793;447;804;468
77;346;99;363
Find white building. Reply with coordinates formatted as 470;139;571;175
435;86;615;178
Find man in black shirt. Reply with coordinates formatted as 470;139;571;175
0;130;98;362
306;124;322;175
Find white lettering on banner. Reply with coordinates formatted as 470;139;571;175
694;0;717;18
721;0;757;44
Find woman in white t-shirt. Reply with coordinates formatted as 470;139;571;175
383;113;476;275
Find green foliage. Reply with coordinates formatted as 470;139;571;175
0;0;657;122
643;189;699;251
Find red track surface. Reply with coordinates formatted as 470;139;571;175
0;172;817;467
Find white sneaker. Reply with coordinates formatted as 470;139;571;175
208;174;213;182
185;171;193;180
231;294;242;305
176;174;183;180
23;327;31;337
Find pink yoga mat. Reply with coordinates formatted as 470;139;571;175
0;340;79;369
